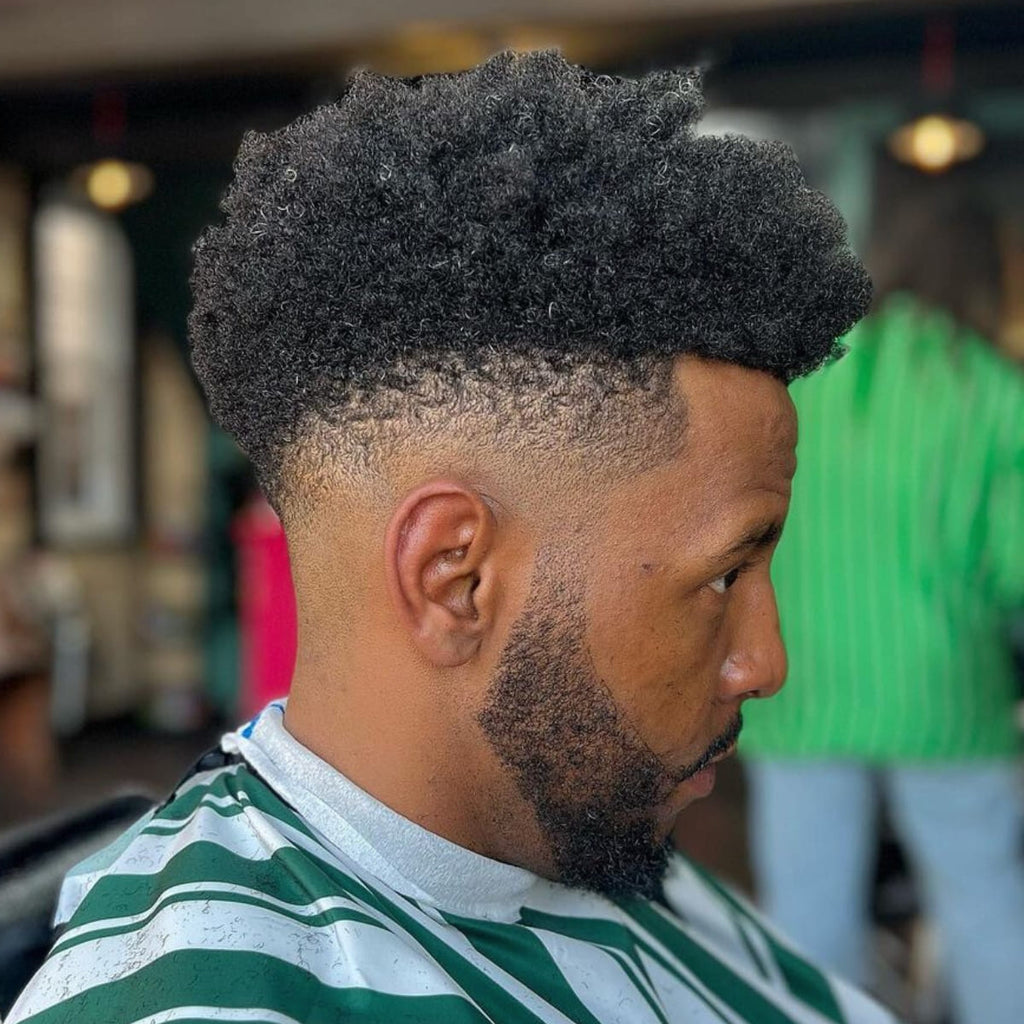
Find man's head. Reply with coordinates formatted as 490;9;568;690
189;51;869;898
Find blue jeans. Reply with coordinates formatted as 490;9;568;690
746;759;1024;1024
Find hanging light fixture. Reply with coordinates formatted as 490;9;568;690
69;89;154;212
888;113;985;174
73;158;154;211
887;16;985;174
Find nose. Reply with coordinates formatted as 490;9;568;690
719;580;787;701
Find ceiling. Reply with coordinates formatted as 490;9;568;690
0;0;1007;82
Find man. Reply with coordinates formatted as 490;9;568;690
11;52;885;1023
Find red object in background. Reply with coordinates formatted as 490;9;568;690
232;496;297;718
922;15;956;96
92;89;127;146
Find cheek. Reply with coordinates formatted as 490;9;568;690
585;576;728;751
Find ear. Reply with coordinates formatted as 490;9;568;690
384;481;497;667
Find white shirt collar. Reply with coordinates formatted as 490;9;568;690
225;700;544;921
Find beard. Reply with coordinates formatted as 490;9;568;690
477;569;741;901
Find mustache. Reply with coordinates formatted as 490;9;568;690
672;712;743;784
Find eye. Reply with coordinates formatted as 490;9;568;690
708;565;746;596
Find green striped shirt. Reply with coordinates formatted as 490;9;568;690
743;295;1024;761
10;702;896;1023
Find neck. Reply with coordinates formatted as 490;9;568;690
284;632;518;861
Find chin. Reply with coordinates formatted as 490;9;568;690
659;801;690;834
661;765;718;821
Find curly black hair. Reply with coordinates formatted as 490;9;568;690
190;50;869;516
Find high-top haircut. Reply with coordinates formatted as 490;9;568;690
189;51;870;522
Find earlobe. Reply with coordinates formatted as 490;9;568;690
385;482;496;667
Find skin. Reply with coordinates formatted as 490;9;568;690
285;354;796;890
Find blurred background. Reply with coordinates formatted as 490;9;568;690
0;1;1022;1020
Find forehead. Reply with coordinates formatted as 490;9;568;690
600;357;797;555
673;356;797;480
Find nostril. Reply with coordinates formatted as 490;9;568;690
720;653;759;697
720;653;746;687
721;650;785;700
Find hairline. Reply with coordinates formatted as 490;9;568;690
274;354;691;534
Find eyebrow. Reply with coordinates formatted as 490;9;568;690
708;521;784;566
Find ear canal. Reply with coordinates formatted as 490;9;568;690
450;573;481;621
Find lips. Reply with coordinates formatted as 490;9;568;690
684;764;717;799
675;742;736;802
709;742;737;766
688;713;743;779
682;740;736;781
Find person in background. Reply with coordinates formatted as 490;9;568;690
741;193;1024;1024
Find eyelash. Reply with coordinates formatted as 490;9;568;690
708;561;753;596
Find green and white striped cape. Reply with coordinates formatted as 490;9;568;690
9;703;898;1024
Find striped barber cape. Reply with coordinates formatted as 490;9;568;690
9;703;898;1024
